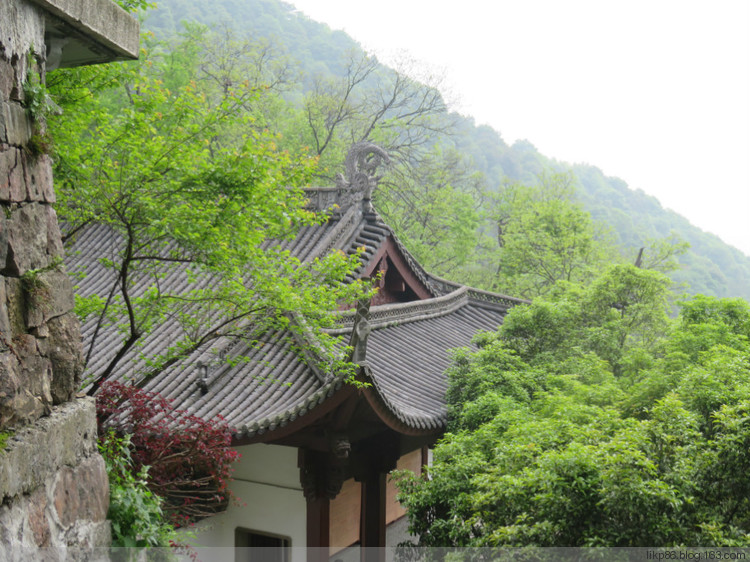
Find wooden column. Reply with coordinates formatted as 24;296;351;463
299;448;348;562
306;495;330;562
360;469;387;562
353;435;400;562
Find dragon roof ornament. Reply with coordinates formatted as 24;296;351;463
334;142;390;213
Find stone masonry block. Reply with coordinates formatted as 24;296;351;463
0;401;109;552
0;398;98;502
0;352;22;426
4;277;27;337
54;454;108;529
76;454;109;524
45;205;64;257
39;312;83;404
0;102;32;147
22;152;53;202
14;334;53;406
53;466;79;529
0;500;26;552
4;202;49;275
0;59;14;101
0;0;133;553
0;277;10;335
25;268;75;329
0;213;7;269
0;144;25;202
0;346;47;429
6;387;45;427
27;488;50;547
0;0;44;71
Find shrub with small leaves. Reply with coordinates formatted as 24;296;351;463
99;431;176;548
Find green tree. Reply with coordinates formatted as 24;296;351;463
48;33;368;393
140;0;750;301
491;172;614;298
100;431;177;548
499;264;672;375
289;51;452;175
396;292;750;547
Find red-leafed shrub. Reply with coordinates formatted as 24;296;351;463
96;381;241;525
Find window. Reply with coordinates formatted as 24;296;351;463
235;528;291;562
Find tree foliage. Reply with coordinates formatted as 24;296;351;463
48;30;369;392
490;172;614;298
138;0;750;301
396;287;750;547
375;146;488;278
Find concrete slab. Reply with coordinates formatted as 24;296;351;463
29;0;139;68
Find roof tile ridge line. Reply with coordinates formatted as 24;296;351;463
303;205;361;263
360;364;445;431
425;272;532;307
324;287;471;335
302;185;339;208
239;378;343;437
287;311;341;384
424;272;462;295
466;286;532;307
339;208;379;257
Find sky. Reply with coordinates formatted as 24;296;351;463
290;0;750;256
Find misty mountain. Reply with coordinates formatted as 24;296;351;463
143;0;750;301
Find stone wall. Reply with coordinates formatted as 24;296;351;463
1;0;83;429
0;0;136;553
0;398;110;553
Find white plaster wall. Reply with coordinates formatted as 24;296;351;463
185;444;306;562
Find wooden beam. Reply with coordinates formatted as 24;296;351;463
299;449;332;555
351;434;399;562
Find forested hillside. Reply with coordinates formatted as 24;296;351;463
143;0;750;301
453;129;750;299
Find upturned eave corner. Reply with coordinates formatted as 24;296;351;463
30;0;140;69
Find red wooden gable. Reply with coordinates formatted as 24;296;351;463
362;236;432;305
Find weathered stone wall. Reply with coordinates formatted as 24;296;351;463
0;398;110;553
0;0;112;553
1;0;83;429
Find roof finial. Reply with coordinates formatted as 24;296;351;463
335;142;390;213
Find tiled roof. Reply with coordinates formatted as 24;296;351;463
67;145;528;438
142;288;513;439
356;297;510;431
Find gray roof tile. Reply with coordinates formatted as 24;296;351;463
66;189;526;438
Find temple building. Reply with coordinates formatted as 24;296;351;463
67;143;526;560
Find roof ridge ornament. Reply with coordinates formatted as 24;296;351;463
335;142;390;214
348;298;372;365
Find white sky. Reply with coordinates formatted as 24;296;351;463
291;0;750;256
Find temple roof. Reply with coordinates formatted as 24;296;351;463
66;143;527;441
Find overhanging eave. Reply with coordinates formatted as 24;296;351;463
31;0;139;68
